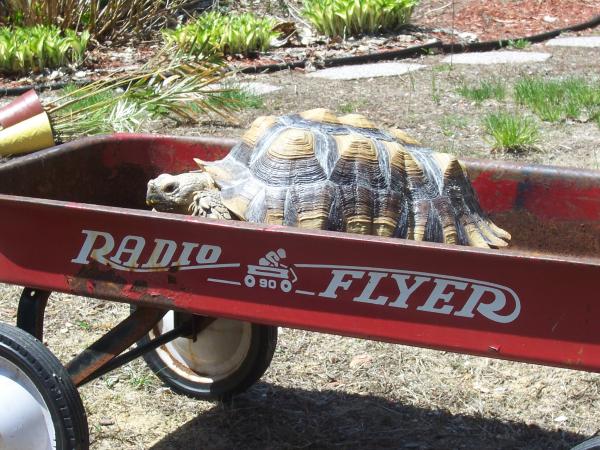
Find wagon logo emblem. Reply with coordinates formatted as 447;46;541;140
243;249;298;293
72;229;521;325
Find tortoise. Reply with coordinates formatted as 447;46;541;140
146;108;510;248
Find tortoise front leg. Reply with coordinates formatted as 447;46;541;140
190;191;232;220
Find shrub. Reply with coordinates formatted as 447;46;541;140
0;25;88;74
1;0;194;42
302;0;418;38
483;111;539;153
163;12;280;57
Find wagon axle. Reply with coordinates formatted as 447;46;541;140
16;288;198;387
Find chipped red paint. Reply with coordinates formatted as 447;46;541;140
1;135;600;373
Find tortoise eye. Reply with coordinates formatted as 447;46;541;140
163;182;178;193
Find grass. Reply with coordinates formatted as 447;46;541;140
212;86;265;110
76;320;92;331
457;79;506;104
432;64;453;73
431;72;441;105
440;114;468;137
515;77;600;125
122;362;159;390
507;39;531;49
57;83;116;113
337;99;367;113
483;111;539;153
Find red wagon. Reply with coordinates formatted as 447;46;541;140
0;135;599;449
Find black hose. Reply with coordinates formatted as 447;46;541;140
0;80;89;97
240;14;600;73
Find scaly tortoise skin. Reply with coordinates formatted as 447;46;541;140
147;108;510;248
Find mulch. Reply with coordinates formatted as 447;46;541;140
414;0;600;41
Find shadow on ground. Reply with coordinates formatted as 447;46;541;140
150;382;585;450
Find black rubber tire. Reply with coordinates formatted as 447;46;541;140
0;322;89;450
135;312;277;401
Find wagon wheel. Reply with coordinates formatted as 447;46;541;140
135;310;278;400
0;322;89;450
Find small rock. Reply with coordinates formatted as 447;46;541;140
349;354;373;369
554;415;568;422
73;71;87;78
304;61;317;73
48;70;61;81
458;32;478;43
543;15;558;23
99;418;114;426
546;36;600;48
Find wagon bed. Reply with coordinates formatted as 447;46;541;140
0;134;599;369
0;135;599;449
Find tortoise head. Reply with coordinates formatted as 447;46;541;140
146;171;216;214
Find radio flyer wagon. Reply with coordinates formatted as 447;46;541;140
0;134;599;449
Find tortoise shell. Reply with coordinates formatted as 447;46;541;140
197;108;510;248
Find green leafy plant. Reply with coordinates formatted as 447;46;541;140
302;0;418;38
0;25;88;74
47;57;241;141
515;77;600;126
483;111;539;153
163;12;280;57
457;79;506;104
2;0;193;42
76;320;91;331
507;39;530;49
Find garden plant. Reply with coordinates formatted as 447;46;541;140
0;55;243;154
302;0;418;38
0;24;88;74
163;11;280;57
1;0;194;41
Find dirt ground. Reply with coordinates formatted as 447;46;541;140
168;41;600;170
1;37;600;449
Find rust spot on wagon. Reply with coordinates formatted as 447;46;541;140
137;292;175;309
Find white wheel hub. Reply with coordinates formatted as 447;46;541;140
0;357;55;450
151;314;252;384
